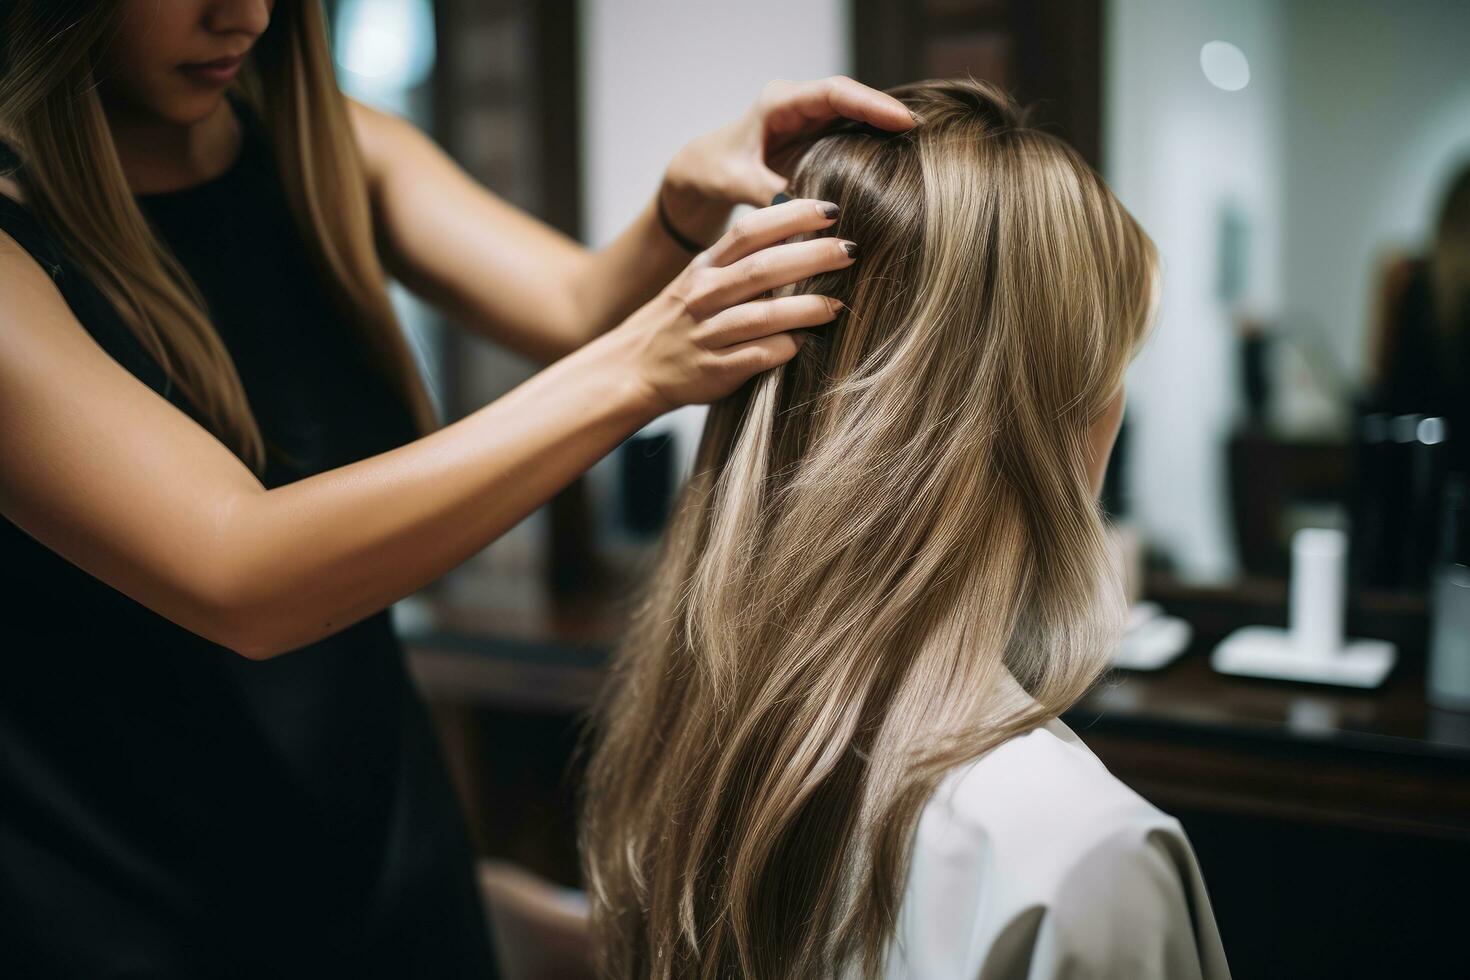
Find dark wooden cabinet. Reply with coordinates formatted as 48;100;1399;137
853;0;1102;166
426;0;597;600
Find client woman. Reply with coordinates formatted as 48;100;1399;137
582;80;1231;979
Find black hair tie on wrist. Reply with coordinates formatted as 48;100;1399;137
657;190;707;255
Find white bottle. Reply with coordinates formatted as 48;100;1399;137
1289;528;1347;659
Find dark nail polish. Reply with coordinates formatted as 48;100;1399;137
771;192;792;206
841;241;859;259
820;203;840;219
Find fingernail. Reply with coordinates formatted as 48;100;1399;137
840;241;859;259
909;110;923;125
794;331;809;348
825;296;844;314
819;202;839;219
771;192;792;206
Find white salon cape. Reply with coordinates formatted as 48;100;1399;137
884;719;1231;979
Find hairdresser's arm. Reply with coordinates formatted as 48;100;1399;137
0;201;850;659
353;77;911;363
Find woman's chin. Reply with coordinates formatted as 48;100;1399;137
132;77;235;129
163;90;232;127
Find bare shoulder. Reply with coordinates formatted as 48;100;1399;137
0;225;109;431
0;208;112;391
346;97;432;188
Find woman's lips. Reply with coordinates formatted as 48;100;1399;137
179;55;245;86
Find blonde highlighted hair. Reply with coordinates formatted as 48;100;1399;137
582;79;1159;979
0;0;434;471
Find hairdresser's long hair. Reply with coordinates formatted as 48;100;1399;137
1432;163;1470;341
581;79;1159;980
0;1;434;471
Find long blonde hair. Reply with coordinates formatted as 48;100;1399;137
0;1;434;471
582;80;1159;980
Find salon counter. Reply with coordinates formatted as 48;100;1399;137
402;578;1470;840
404;581;1469;978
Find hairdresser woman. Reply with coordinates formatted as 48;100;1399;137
0;1;912;976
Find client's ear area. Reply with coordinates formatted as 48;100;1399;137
1085;387;1127;497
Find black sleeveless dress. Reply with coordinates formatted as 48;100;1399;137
0;111;497;978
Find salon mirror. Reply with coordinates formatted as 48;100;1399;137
1110;0;1470;595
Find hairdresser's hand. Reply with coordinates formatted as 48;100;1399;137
605;197;854;413
660;76;914;245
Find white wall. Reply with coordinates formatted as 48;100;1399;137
1107;0;1285;581
582;0;849;246
580;0;850;480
